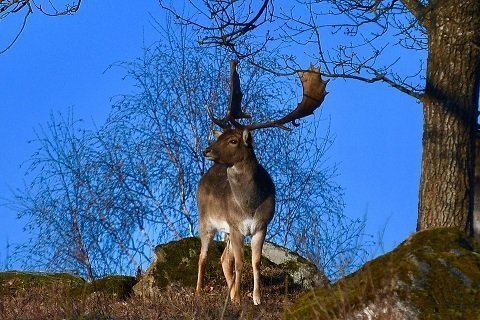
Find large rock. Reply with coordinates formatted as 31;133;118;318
262;241;326;289
0;271;135;299
133;237;327;297
286;228;480;319
0;271;85;297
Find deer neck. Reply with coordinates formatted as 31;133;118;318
227;153;262;213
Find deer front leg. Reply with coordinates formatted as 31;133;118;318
251;229;266;305
196;231;214;296
221;236;235;291
229;229;244;305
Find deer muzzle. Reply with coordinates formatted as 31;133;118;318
202;148;215;161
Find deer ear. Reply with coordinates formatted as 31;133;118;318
242;129;252;146
213;130;223;138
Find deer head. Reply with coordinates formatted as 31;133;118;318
203;128;253;166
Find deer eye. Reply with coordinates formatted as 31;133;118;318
229;139;238;145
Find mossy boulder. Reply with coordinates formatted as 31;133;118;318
133;237;326;297
0;271;85;297
285;227;480;320
0;271;135;299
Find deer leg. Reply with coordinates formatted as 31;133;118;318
251;229;266;305
229;229;244;305
221;235;235;291
196;231;214;296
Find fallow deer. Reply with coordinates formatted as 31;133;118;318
195;60;328;305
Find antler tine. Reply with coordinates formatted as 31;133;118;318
227;60;251;123
206;60;251;130
206;104;230;129
244;65;328;131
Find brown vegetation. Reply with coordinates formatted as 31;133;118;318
0;276;300;320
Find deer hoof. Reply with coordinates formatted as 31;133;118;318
232;297;241;305
253;294;261;305
230;291;241;305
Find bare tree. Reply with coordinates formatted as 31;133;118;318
1;0;82;54
11;21;366;280
12;112;102;280
11;111;152;279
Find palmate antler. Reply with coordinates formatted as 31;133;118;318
208;60;328;131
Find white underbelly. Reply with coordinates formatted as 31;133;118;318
209;218;230;234
209;217;257;236
240;218;256;236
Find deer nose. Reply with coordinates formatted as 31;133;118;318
202;148;211;157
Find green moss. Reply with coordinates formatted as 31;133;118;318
0;271;136;300
151;237;223;288
0;271;86;297
88;275;136;299
285;228;480;320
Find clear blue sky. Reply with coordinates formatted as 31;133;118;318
0;1;423;267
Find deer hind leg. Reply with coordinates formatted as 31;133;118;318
221;235;235;291
229;229;244;305
196;231;214;296
251;229;266;305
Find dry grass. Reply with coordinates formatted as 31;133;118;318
0;280;300;320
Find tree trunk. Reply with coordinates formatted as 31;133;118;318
417;0;480;232
474;132;480;240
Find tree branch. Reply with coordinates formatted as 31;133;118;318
0;3;31;55
324;71;424;100
1;0;82;54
